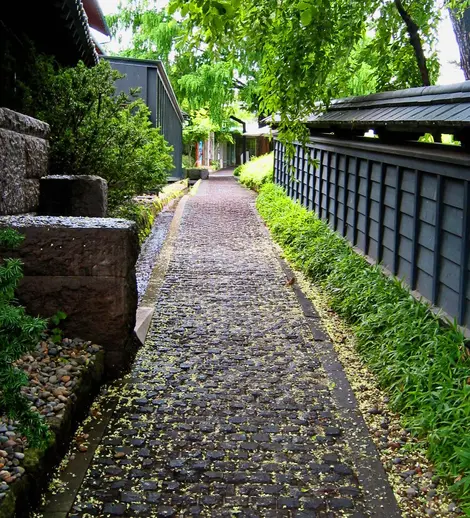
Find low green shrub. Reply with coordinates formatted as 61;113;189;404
238;153;274;190
111;183;187;244
22;59;174;211
183;154;196;169
256;183;470;510
0;229;49;446
111;200;162;244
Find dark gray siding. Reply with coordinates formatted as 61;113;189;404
275;136;470;328
104;57;183;180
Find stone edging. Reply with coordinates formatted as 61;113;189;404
252;190;402;518
135;193;189;344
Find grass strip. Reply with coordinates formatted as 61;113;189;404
256;182;470;512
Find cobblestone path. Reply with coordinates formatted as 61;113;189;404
70;176;399;517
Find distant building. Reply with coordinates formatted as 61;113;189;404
195;123;273;169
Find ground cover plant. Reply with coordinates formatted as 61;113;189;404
111;201;162;245
0;229;48;446
256;183;470;512
237;153;274;191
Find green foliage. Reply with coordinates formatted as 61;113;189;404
111;183;188;244
107;8;179;67
183;110;216;146
238;153;274;191
168;0;470;143
108;1;240;126
256;183;470;511
49;311;67;345
23;58;174;210
0;229;48;446
110;200;162;244
183;154;196;169
419;133;462;146
210;159;221;170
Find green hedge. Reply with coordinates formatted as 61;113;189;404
256;183;470;510
111;200;162;244
238;153;274;191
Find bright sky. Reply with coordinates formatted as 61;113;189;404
94;0;466;85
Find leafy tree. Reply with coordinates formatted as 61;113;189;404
182;109;216;160
0;229;48;446
167;0;469;141
107;2;238;124
22;58;174;209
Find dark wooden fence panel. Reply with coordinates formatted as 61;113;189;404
274;136;470;328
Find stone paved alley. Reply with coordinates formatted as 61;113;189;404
65;174;400;517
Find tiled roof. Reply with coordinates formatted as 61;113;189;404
306;82;470;134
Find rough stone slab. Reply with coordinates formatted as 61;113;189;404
0;107;50;138
0;178;41;215
24;135;49;179
39;175;108;217
0;124;48;215
68;176;400;517
17;275;137;352
185;168;210;180
0;217;138;278
0;216;139;374
0;215;135;229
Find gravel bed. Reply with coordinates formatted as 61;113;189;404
294;268;463;518
0;336;102;504
135;205;177;303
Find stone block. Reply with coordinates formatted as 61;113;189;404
39;175;108;217
17;275;137;351
24;136;49;179
185;168;210;180
0;216;139;375
0;107;50;138
0;216;139;278
0;109;49;215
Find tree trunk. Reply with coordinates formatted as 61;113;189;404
394;0;431;86
449;8;470;80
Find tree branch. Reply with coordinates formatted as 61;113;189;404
394;0;431;86
233;78;247;89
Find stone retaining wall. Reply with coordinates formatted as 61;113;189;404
0;216;139;376
0;108;49;215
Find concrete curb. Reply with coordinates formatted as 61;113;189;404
134;194;189;345
189;178;202;196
